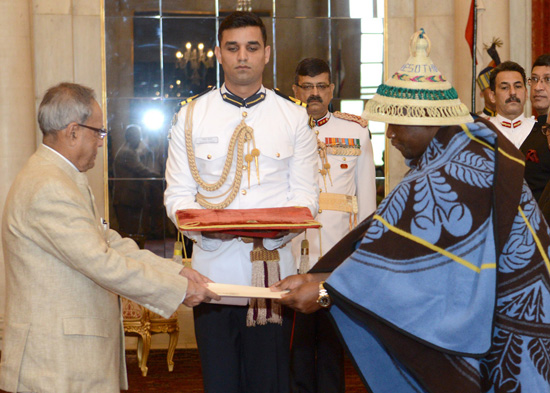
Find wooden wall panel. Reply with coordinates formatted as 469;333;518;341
532;0;550;58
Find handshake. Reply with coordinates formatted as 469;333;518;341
178;266;320;309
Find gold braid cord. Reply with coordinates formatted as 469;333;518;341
333;111;369;128
317;139;332;191
184;100;254;209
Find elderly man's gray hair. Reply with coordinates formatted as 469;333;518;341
38;82;96;135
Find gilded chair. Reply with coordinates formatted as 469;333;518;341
122;298;151;376
147;309;179;372
121;234;181;376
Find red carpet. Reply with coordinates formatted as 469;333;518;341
0;349;368;392
125;349;368;392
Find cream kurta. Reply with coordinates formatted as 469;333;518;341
0;145;188;393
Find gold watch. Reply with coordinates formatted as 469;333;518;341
317;281;332;308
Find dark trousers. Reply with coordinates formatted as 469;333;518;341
194;303;293;393
290;310;345;393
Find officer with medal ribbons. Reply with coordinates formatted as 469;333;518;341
288;58;376;393
164;11;318;393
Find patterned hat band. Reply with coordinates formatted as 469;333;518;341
362;29;473;126
376;85;459;101
365;95;472;126
476;67;493;91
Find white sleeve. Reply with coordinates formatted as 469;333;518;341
356;129;377;221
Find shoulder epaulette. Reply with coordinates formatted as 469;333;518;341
333;111;369;128
273;88;307;107
169;86;216;135
178;86;216;108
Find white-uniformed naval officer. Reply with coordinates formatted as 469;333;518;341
287;58;376;393
164;12;318;393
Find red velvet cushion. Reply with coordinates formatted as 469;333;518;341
176;207;320;238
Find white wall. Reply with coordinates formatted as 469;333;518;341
0;0;104;344
384;0;531;191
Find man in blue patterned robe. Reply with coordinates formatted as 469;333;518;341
273;30;550;393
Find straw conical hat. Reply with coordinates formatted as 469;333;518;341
363;29;473;126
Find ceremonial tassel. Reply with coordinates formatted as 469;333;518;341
181;232;192;268
265;261;282;324
247;260;268;326
247;244;281;327
299;237;309;274
173;233;183;265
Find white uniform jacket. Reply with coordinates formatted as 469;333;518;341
489;113;535;148
292;112;377;269
0;145;188;393
165;85;319;286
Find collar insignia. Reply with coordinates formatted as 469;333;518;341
221;90;266;108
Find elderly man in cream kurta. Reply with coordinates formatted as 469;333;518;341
0;83;218;393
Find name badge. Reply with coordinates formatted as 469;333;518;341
196;137;219;144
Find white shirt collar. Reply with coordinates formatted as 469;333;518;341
495;113;526;128
42;144;80;172
220;84;266;100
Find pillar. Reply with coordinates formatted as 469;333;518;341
0;0;36;340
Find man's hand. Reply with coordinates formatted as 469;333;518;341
270;272;329;292
270;273;314;292
277;281;322;314
183;280;221;307
179;267;212;284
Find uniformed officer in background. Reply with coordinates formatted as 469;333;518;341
487;61;535;148
164;11;318;393
289;57;377;393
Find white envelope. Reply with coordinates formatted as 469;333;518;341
207;283;288;306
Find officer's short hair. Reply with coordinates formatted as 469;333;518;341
38;83;96;136
294;58;331;85
489;61;526;92
218;11;267;46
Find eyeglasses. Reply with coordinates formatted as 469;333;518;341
295;83;331;91
78;123;108;139
541;123;550;136
528;76;550;86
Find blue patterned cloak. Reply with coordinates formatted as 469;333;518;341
313;120;550;393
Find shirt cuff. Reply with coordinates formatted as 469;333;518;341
263;236;285;250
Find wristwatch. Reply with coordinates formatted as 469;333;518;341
317;281;332;308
